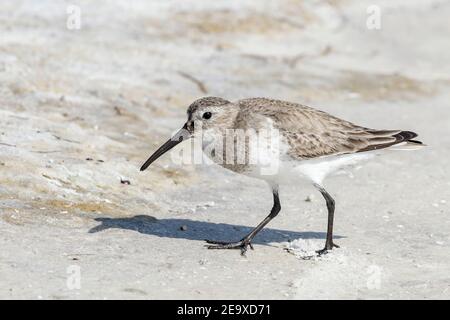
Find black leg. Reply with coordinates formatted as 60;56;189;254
205;186;281;255
314;184;339;255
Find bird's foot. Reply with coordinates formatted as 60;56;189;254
316;242;340;256
205;238;254;256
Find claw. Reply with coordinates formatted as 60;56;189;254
204;239;231;245
204;238;253;255
316;242;339;256
316;248;329;256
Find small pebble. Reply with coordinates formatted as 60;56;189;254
120;179;131;185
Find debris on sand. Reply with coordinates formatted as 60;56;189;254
120;178;131;185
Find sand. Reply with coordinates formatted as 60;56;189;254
0;0;449;299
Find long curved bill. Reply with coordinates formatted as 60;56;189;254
140;123;190;171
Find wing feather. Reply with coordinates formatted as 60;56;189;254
236;98;422;159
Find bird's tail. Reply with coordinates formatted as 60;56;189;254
357;130;425;153
389;137;425;151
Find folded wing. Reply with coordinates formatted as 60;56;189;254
237;98;423;160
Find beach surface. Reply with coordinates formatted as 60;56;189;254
0;0;449;299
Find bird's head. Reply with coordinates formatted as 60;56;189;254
140;96;234;171
186;96;235;132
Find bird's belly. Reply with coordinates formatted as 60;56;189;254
200;131;374;186
292;153;374;185
239;152;374;186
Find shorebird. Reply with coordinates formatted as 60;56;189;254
140;97;423;255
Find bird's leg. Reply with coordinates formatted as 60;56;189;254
314;184;339;255
205;186;281;255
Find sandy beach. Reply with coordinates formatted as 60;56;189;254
0;0;449;299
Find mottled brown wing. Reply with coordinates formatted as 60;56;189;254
237;98;419;159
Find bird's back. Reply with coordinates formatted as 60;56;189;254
235;98;422;160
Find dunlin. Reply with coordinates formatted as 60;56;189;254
141;97;423;255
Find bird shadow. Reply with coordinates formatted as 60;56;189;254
88;215;343;245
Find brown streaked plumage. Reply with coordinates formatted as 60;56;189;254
140;97;423;256
235;98;420;159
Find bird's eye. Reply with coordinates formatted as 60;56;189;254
202;112;212;120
